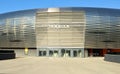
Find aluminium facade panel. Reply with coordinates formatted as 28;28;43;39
36;9;86;48
0;7;120;57
85;8;120;49
0;9;37;48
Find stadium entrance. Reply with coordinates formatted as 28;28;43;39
88;49;108;57
37;48;84;58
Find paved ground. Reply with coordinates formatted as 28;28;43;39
0;57;120;74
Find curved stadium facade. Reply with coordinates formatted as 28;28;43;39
0;7;120;57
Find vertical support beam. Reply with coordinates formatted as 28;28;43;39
84;49;88;57
37;48;39;56
58;49;61;57
81;48;84;58
46;49;49;57
70;49;74;57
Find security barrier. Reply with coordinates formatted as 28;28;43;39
104;53;120;63
0;50;16;60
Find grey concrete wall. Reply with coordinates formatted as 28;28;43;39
14;49;37;57
104;54;120;63
84;49;88;57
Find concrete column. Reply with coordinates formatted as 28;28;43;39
85;49;88;57
79;50;82;58
58;49;61;57
70;49;74;57
37;48;39;56
46;49;49;57
81;49;85;58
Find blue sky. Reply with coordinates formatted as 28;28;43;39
0;0;120;13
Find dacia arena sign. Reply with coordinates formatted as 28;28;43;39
37;24;70;28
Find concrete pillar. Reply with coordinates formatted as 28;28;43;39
58;49;61;57
70;49;74;57
46;49;49;57
79;50;82;58
37;48;39;56
85;49;88;57
81;49;84;58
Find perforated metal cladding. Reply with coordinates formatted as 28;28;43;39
0;10;36;48
36;11;86;48
0;7;120;49
85;9;120;49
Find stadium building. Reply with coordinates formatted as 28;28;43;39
0;7;120;57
